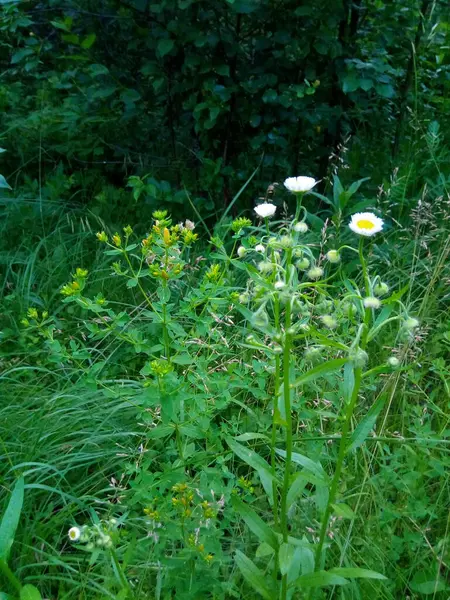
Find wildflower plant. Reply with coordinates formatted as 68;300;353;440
50;178;423;599
218;187;406;597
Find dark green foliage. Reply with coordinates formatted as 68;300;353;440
1;0;449;218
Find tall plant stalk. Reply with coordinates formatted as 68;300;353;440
312;237;371;574
279;249;293;600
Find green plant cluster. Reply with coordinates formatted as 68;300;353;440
1;172;449;599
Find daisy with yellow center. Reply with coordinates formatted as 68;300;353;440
349;212;384;237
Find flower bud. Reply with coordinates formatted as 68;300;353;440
374;282;389;297
252;308;269;328
349;348;369;368
321;315;337;329
96;231;108;243
307;266;323;280
258;261;275;274
326;249;340;264
387;356;400;368
363;296;381;309
304;346;321;362
294;222;309;233
280;235;294;248
254;244;265;253
237;246;247;258
296;258;310;270
239;292;250;304
274;281;285;290
404;317;419;330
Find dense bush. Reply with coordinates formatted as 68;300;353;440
1;0;449;218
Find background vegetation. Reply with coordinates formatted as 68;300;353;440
0;0;449;599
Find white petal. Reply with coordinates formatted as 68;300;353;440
284;176;317;193
254;202;277;218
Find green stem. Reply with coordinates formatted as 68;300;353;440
110;548;133;598
294;192;304;222
122;249;156;313
280;251;293;600
358;237;370;297
0;559;22;593
161;281;171;361
311;237;371;581
312;366;362;569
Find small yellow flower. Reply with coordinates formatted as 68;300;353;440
75;268;88;278
96;231;108;243
112;233;122;247
163;227;171;246
183;230;198;245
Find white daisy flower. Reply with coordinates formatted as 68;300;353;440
254;202;277;218
68;527;81;542
349;212;384;237
284;176;317;193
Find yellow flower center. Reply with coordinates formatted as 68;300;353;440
356;219;375;230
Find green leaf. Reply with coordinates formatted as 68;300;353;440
255;542;274;558
293;359;347;388
81;33;96;49
0;175;11;190
226;437;276;503
329;567;387;580
409;570;448;594
262;89;277;103
309;191;334;206
345;177;370;204
216;64;230;76
50;18;72;32
279;543;294;576
171;354;194;365
276;449;328;483
11;48;34;64
0;477;25;561
331;503;356;519
20;585;42;600
348;392;387;453
291;570;348;588
157;39;175;57
232;497;278;549
127;278;138;288
234;550;273;600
